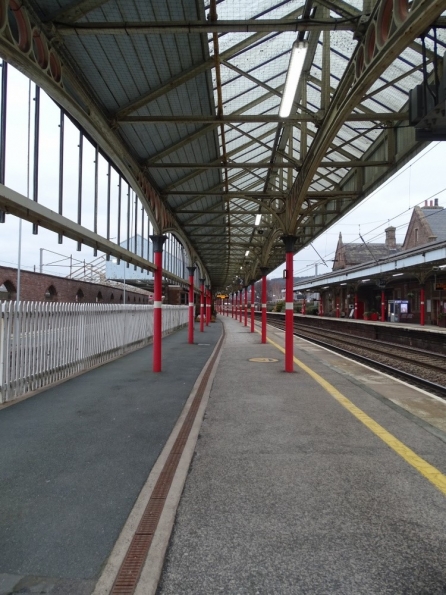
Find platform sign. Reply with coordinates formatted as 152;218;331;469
216;293;229;299
435;283;446;290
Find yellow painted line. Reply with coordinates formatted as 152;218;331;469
262;331;446;496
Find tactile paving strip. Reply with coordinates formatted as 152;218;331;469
110;329;224;595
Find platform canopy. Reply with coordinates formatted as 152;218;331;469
17;0;446;289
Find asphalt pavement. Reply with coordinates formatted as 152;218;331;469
0;321;221;594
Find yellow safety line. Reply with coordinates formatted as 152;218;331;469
263;331;446;496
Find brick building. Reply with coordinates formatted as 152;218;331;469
333;227;401;270
0;266;152;304
403;199;446;249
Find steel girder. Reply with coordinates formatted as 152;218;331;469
2;0;445;291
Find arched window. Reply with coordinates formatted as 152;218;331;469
76;289;84;303
110;293;114;302
2;280;16;301
45;285;57;301
119;294;123;302
96;291;103;303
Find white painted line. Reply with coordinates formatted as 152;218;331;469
296;334;446;405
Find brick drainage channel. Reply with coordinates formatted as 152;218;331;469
110;328;225;595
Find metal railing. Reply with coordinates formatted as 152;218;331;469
0;302;188;403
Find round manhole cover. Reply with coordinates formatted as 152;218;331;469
248;357;279;363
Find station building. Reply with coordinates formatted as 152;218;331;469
294;200;446;325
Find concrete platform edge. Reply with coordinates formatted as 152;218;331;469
92;324;224;595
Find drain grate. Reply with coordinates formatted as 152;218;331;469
110;329;224;595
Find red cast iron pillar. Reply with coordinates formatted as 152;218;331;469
149;234;167;372
260;266;269;344
244;286;248;326
187;266;196;344
354;292;358;319
231;292;234;318
206;285;211;325
302;294;306;316
199;278;205;332
420;286;425;326
381;290;386;322
283;236;296;373
251;282;255;332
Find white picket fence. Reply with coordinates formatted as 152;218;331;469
0;302;188;404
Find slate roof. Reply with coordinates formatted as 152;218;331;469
421;207;446;241
342;243;401;266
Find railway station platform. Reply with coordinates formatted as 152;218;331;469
1;315;446;594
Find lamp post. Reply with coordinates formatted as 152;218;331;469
113;258;126;303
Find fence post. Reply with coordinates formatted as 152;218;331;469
0;302;5;403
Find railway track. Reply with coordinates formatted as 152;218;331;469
258;314;446;400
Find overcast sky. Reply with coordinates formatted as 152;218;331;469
274;141;446;279
1;64;445;283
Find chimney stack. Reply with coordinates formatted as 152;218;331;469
430;200;434;206
385;226;396;249
425;200;428;207
435;198;439;207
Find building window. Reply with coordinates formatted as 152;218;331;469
110;293;114;301
415;228;419;243
2;280;16;301
76;289;84;303
96;291;103;303
45;285;57;301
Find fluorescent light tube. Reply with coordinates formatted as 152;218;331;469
245;250;250;257
255;214;262;226
279;41;308;118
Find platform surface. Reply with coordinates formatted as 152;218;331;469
158;315;446;594
0;322;221;595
